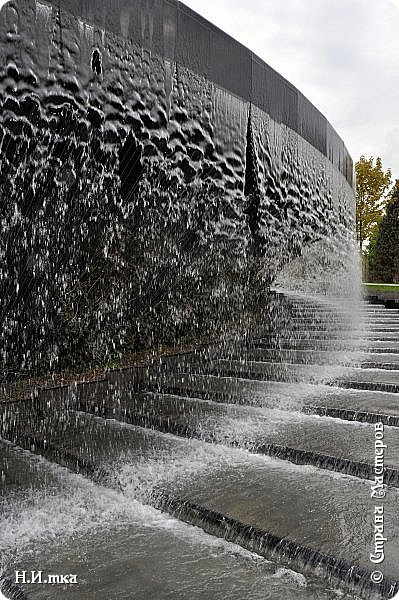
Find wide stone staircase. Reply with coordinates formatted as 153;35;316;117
1;293;399;600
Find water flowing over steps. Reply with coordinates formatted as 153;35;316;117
79;398;399;487
228;348;399;368
3;388;399;483
2;455;343;600
140;372;399;425
2;412;399;600
255;338;399;352
2;296;399;599
186;360;399;393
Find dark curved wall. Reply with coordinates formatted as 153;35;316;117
43;0;353;185
0;0;355;377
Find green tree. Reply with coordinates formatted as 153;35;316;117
356;156;391;252
365;226;379;283
370;180;399;283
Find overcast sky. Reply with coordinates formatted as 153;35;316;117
183;0;399;178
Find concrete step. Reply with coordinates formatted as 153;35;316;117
197;360;399;393
149;372;399;425
2;410;397;597
231;347;399;369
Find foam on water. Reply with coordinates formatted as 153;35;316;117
0;444;260;564
1;445;365;600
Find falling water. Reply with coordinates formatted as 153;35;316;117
1;1;398;600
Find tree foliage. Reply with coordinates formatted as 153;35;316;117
365;226;379;282
369;180;399;283
356;156;391;252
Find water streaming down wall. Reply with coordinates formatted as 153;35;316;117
0;0;355;378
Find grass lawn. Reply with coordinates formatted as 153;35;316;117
363;283;399;293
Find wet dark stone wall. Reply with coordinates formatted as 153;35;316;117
0;0;355;377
